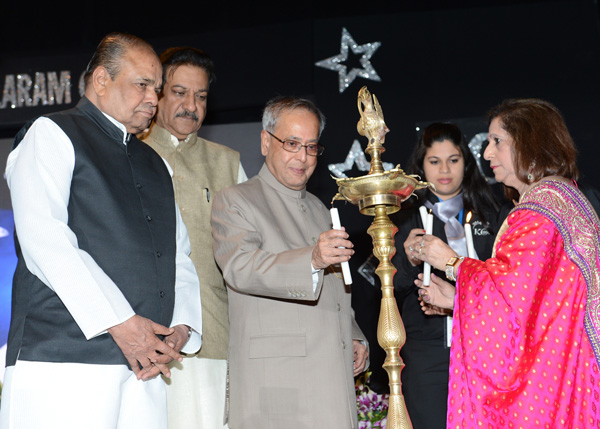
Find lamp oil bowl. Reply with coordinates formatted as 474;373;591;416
332;166;428;215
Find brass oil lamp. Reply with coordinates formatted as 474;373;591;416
332;86;430;429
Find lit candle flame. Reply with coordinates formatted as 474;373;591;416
465;211;475;258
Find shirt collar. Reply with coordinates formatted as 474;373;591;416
258;164;307;199
101;112;130;145
170;133;194;147
146;123;197;148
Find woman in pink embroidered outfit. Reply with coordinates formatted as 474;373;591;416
408;98;600;429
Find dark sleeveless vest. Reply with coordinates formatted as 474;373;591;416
6;97;177;367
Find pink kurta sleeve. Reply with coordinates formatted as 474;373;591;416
447;209;600;428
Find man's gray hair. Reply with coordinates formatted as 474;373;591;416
83;32;155;86
262;96;326;138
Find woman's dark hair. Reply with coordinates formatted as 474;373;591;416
404;122;500;228
487;98;578;201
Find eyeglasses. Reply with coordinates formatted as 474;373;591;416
266;130;325;156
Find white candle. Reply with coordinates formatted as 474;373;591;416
330;208;353;285
422;211;433;286
419;205;428;228
465;211;475;258
445;316;453;348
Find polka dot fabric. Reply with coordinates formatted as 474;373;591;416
447;209;600;428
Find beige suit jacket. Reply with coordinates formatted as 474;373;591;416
211;164;366;429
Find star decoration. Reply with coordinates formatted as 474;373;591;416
315;27;382;93
357;253;378;287
468;132;497;184
328;140;394;178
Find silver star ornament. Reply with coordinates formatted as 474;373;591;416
315;27;382;93
328;140;394;178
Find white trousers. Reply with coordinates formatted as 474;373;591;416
0;360;167;429
163;357;228;429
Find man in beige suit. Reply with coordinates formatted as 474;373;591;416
141;47;246;429
211;96;368;429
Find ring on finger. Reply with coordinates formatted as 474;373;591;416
409;245;414;252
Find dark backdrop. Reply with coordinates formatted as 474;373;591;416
1;0;599;392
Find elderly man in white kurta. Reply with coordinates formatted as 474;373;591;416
0;33;202;429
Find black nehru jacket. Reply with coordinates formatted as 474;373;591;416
6;97;176;367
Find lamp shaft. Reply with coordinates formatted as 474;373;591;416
367;205;412;429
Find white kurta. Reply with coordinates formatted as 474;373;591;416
0;115;202;428
143;126;247;429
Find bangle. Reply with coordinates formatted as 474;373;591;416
445;256;465;281
186;326;192;341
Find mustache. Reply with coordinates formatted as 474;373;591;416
175;110;199;121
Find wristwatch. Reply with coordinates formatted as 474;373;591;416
445;255;465;282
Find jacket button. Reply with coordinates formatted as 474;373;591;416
146;215;152;221
136;183;142;189
159;291;165;298
156;251;161;258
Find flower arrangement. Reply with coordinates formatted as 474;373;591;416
356;370;389;428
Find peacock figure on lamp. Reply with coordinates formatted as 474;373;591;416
332;86;430;429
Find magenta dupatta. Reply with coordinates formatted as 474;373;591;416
447;180;600;428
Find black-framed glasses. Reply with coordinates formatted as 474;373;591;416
266;130;325;156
